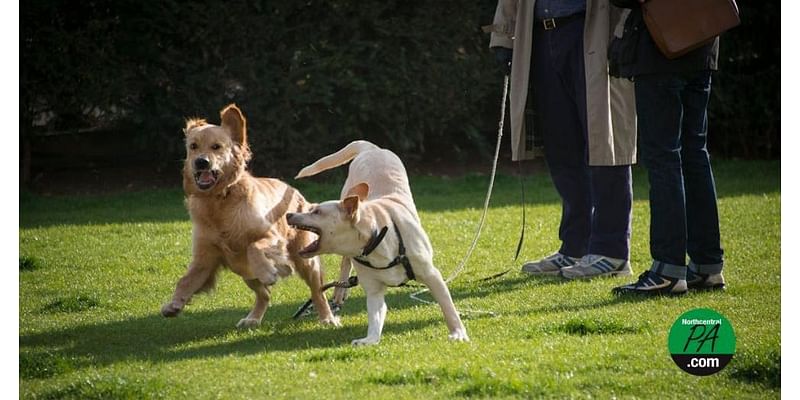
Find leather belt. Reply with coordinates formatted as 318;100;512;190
538;12;585;31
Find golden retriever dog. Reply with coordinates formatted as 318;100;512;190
161;104;339;328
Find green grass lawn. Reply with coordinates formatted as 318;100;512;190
19;160;780;399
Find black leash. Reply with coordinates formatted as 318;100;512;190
292;275;359;319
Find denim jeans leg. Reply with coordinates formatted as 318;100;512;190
635;73;688;267
549;166;592;258
588;165;632;260
533;17;591;258
679;71;724;268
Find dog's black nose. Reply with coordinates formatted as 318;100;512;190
194;156;210;170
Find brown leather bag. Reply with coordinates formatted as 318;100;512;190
642;0;740;59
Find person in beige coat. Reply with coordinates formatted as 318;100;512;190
487;0;637;279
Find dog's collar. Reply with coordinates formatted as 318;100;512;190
360;226;389;257
353;224;416;284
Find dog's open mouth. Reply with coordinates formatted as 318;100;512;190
194;170;219;190
290;223;321;257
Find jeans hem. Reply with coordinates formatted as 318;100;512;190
688;260;724;275
649;260;687;280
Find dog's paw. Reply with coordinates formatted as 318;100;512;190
319;315;341;327
255;268;279;286
160;302;183;318
236;318;262;329
351;336;380;346
448;329;470;342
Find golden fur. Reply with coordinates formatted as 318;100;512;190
161;104;338;328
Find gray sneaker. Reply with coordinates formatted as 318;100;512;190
560;254;632;280
521;253;579;275
686;269;726;290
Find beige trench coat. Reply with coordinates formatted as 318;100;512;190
488;0;637;165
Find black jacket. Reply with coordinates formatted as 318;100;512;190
609;0;719;78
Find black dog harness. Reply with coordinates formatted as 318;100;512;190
291;223;416;320
353;224;416;284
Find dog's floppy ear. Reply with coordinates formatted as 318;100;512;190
344;182;370;201
342;195;360;221
220;104;247;145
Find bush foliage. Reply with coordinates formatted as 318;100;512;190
21;0;778;176
708;1;780;159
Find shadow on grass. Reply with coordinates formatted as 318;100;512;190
727;348;781;389
18;272;678;379
19;295;448;373
431;272;665;319
19;272;557;375
18;269;593;374
337;274;568;319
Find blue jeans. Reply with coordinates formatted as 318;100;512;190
635;71;724;278
532;13;632;260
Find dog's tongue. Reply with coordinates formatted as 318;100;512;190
198;171;215;184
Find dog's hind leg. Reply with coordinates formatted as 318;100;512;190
332;257;353;306
237;279;272;328
295;256;340;326
414;263;469;342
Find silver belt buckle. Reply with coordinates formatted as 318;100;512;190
543;18;556;30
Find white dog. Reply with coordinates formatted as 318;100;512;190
286;140;469;345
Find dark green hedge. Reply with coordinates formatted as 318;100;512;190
21;0;778;178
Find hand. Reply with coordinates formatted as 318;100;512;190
492;47;513;76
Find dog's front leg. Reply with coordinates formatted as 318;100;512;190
333;257;353;305
247;239;287;286
161;260;218;318
352;276;386;346
416;265;469;342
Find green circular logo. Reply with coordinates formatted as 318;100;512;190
668;308;736;376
